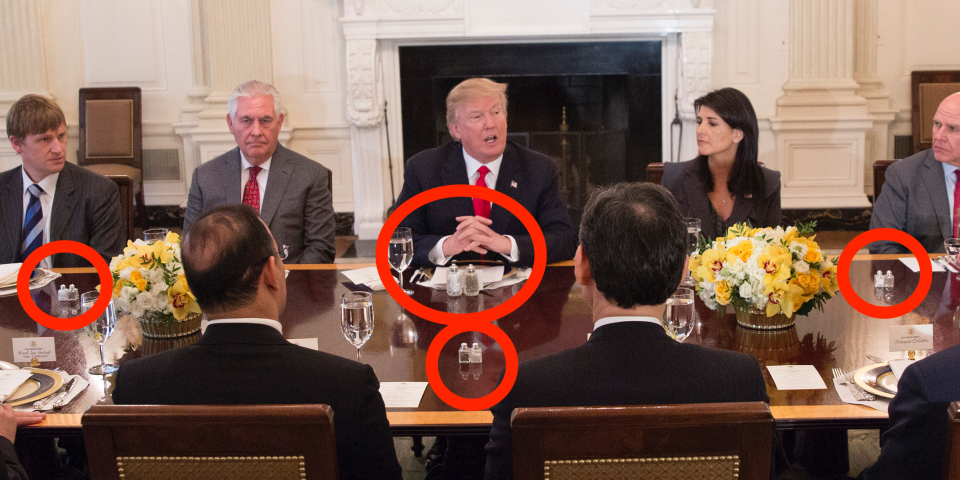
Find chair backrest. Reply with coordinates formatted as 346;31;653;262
912;71;960;155
944;402;960;480
873;159;897;203
82;404;338;480
78;87;142;169
511;401;773;480
647;162;665;184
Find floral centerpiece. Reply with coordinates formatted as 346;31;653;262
109;232;202;338
689;222;839;329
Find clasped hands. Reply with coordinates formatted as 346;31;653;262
441;216;512;257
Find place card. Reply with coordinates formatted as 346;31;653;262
288;338;319;350
766;365;827;390
341;266;384;289
12;337;55;363
889;324;933;351
898;257;944;273
379;382;429;408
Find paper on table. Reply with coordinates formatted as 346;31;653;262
899;257;944;273
0;370;34;401
429;266;504;286
889;359;915;380
0;269;61;298
833;377;889;412
0;264;21;285
341;266;384;289
379;382;429;408
766;365;828;390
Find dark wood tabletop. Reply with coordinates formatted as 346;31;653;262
4;255;958;436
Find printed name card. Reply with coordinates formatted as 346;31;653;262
766;365;827;390
379;382;429;408
287;338;319;350
12;337;55;363
888;325;933;351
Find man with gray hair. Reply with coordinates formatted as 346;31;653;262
184;80;336;263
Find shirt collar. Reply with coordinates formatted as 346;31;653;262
201;317;283;335
21;167;59;198
462;147;503;180
593;316;663;331
241;153;272;172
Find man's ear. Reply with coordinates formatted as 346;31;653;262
9;136;23;155
261;256;281;291
448;123;461;141
573;245;592;286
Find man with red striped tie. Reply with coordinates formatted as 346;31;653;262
396;78;577;268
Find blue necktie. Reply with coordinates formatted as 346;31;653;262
20;184;44;262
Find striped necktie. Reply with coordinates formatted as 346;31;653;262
21;184;44;262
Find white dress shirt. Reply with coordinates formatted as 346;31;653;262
942;162;960;233
240;154;272;212
428;148;520;265
201;317;283;335
593;316;663;331
20;168;59;268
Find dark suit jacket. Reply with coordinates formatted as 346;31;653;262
662;159;782;240
869;149;949;254
483;321;770;480
0;162;123;267
395;141;577;267
112;323;401;480
0;438;26;480
860;343;960;480
183;145;336;264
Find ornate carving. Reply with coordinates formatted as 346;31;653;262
345;40;384;127
346;0;370;16
380;0;460;16
679;31;712;121
590;0;669;11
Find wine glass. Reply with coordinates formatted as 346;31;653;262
663;287;695;342
389;227;414;295
341;291;374;362
80;291;118;375
682;218;701;287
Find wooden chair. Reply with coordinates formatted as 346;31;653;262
511;402;773;480
82;404;338;480
78;87;147;241
647;162;665;184
873;159;897;203
944;402;960;480
912;71;960;155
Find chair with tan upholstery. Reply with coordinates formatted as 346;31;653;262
912;71;960;155
511;402;773;480
78;87;147;241
82;404;338;480
646;162;665;184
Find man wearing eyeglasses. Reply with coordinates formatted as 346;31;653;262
113;204;401;480
183;80;336;264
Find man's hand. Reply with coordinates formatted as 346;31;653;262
441;216;512;257
0;404;45;444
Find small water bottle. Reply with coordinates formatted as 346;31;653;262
463;265;480;296
884;270;895;289
458;343;470;364
874;270;884;288
469;361;483;379
447;264;462;297
470;342;482;363
58;284;79;317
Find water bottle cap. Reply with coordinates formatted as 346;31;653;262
472;342;480;348
461;343;468;348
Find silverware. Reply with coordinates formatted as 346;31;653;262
410;267;426;284
33;377;73;410
938;256;960;273
52;377;80;410
832;367;875;401
866;354;890;364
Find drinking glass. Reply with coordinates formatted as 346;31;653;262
143;228;169;243
341;291;374;362
389;227;414;295
664;287;695;342
682;218;702;287
80;291;118;375
944;238;960;269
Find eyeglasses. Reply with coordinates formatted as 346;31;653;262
260;245;289;265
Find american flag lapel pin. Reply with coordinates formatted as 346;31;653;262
511;180;518;188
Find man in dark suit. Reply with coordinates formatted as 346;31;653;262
113;205;401;480
0;406;45;480
870;92;960;254
183;80;335;264
483;183;770;480
1;94;123;267
396;78;577;267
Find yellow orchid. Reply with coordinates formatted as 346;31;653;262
168;275;201;320
757;245;792;284
819;265;839;296
696;245;726;283
783;226;799;243
148;240;174;264
764;281;803;317
689;254;703;282
715;280;733;305
164;231;181;244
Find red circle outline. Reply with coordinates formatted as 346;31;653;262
375;185;547;325
425;322;518;411
837;228;932;319
17;240;113;330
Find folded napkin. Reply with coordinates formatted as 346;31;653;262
834;377;890;412
0;263;22;285
0;269;61;298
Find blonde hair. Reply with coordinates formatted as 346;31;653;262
228;80;283;121
6;94;66;143
445;78;508;126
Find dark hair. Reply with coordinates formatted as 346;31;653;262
694;87;764;197
182;204;277;313
6;94;66;143
579;183;687;308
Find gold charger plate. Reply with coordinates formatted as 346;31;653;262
423;260;517;280
854;362;898;399
4;368;63;406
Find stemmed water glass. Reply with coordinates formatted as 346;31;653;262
80;291;118;375
663;287;695;342
682;218;702;287
389;227;415;295
341;291;374;362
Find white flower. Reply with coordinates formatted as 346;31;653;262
739;282;753;299
793;260;810;274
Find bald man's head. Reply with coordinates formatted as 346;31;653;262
933;92;960;167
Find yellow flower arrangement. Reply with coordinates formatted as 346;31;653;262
690;222;838;317
108;232;201;323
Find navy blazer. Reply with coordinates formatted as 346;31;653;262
662;159;782;241
113;323;401;480
395;141;577;267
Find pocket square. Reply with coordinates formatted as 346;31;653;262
511;181;518;188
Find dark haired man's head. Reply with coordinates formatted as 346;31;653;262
578;183;687;308
182;204;282;315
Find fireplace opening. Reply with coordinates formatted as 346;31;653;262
399;41;662;224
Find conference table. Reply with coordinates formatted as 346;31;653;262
3;253;958;439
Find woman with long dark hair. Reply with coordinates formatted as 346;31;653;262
662;87;781;240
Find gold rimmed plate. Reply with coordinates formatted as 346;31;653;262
854;362;898;399
423;260;517;280
4;368;63;406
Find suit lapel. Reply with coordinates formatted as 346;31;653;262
920;152;952;240
223;149;243;205
50;165;78;241
441;145;475;215
0;169;24;260
490;145;522;230
260;145;291;226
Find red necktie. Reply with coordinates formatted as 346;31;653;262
473;165;491;218
243;166;262;215
954;170;960;238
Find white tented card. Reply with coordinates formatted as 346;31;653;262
889;325;933;351
379;382;429;408
767;365;827;390
12;337;55;362
288;338;319;350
